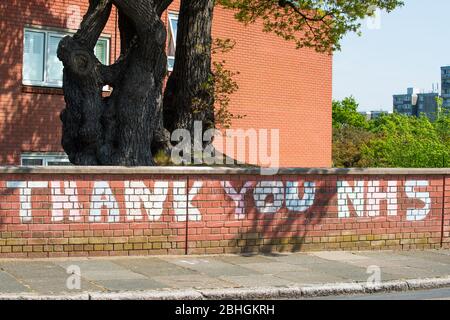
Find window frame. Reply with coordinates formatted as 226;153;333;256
21;153;71;167
167;13;179;72
23;27;111;88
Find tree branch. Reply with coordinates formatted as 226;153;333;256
74;0;113;49
99;38;136;85
156;0;174;16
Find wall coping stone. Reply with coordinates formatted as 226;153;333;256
0;166;449;175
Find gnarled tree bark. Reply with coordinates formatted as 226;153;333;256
163;0;215;137
58;0;215;166
58;0;173;165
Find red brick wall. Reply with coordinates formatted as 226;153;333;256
0;0;332;167
0;0;120;164
0;168;447;258
444;176;450;249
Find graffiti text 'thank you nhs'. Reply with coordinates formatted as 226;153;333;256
5;179;432;223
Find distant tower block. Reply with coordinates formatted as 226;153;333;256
441;66;450;108
393;88;419;116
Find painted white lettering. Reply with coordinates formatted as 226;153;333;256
285;181;316;213
367;181;397;217
405;180;431;221
221;181;255;219
89;181;120;222
253;181;284;214
124;181;169;221
7;181;48;223
51;181;82;222
173;181;203;221
337;180;365;218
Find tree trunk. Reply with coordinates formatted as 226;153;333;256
58;0;171;166
163;0;215;137
58;0;216;166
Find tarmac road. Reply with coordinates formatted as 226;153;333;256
318;287;450;300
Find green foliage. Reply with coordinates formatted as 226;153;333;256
218;0;403;53
332;97;450;168
363;114;449;168
333;125;377;168
153;149;173;166
192;38;244;129
332;97;369;129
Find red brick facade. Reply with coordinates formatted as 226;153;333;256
0;168;448;258
0;0;332;167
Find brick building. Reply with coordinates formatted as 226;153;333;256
0;0;332;168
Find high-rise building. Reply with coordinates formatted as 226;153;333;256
393;87;441;120
417;92;439;120
441;66;450;108
393;88;419;116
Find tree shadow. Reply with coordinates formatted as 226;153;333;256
229;168;357;255
0;0;66;164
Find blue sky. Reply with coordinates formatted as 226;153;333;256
333;0;450;112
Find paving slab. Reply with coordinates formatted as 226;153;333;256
54;260;130;273
397;251;450;265
378;266;446;279
0;271;30;293
264;253;332;266
0;261;67;279
240;262;308;274
344;257;412;268
54;260;147;281
356;251;412;261
302;260;371;282
0;261;101;294
219;274;295;287
311;251;372;262
94;279;167;292
151;274;234;289
111;258;198;277
215;254;279;265
273;271;345;284
161;257;255;277
436;250;450;256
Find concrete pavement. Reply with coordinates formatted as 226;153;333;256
0;250;449;299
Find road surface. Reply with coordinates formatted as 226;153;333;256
319;288;450;300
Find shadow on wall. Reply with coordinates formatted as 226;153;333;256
233;177;336;254
0;0;65;165
219;169;362;255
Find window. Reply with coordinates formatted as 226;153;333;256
21;153;71;166
23;28;110;87
167;13;178;71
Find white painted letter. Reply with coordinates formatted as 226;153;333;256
405;180;431;221
7;181;48;223
173;181;203;222
89;181;120;223
253;181;284;214
337;180;365;218
51;181;82;222
367;181;397;217
221;181;255;219
286;181;316;213
124;181;169;221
